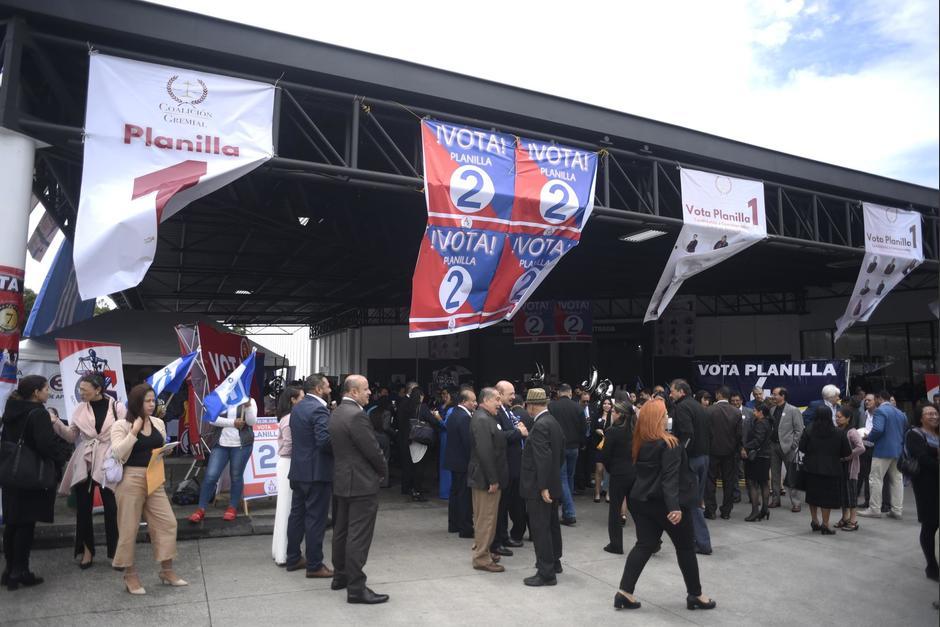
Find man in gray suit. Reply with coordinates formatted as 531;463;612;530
769;386;804;511
329;375;389;605
468;387;508;573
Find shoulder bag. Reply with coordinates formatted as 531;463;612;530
0;409;57;490
897;428;924;477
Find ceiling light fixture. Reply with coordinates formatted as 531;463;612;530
297;217;310;226
619;229;667;243
235;289;252;295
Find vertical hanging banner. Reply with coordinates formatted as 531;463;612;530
56;339;128;419
409;120;515;337
835;204;923;340
645;168;766;322
74;53;275;300
0;266;24;415
409;121;597;337
483;139;597;323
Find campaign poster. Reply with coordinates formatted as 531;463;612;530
56;338;128;419
17;359;67;421
692;359;849;408
0;266;24;414
242;416;279;500
513;300;592;344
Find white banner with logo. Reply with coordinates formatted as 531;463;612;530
17;359;67;421
835;203;923;340
645;168;767;322
55;339;128;420
74;53;275;299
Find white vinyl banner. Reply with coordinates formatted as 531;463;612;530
17;359;68;421
645;168;767;322
74;53;275;299
56;339;128;421
834;203;923;340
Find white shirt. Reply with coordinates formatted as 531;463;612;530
307;393;327;408
214;399;257;447
534;408;549;422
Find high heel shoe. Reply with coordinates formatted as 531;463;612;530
687;595;717;610
614;591;641;610
123;572;146;595
744;511;760;522
79;559;94;570
758;509;770;521
159;570;189;587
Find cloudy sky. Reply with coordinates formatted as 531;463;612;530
144;0;940;189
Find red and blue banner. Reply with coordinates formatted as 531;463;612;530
513;300;592;344
410;121;597;337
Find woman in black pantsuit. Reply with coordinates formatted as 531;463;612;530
800;405;851;535
600;400;635;554
614;398;716;611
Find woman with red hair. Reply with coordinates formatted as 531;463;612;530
614;399;716;612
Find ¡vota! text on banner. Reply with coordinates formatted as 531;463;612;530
834;203;923;340
73;53;275;300
644;168;767;322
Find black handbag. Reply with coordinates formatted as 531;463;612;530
897;429;923;477
409;420;434;445
0;410;57;491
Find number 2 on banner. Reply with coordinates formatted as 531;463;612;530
253;444;277;475
438;266;473;314
133;160;208;223
539;180;579;224
510;270;537;303
449;165;495;214
525;315;544;336
564;315;584;335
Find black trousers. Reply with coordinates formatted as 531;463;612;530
398;437;413;494
607;473;631;550
332;494;379;595
3;522;36;576
620;499;701;596
526;497;562;580
492;475;522;549
705;454;737;516
73;479;118;559
857;447;873;503
285;480;332;570
508;479;527;542
448;471;473;535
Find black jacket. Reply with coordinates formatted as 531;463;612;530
328;399;388;497
630;439;698;512
498;405;523;479
799;423;850;477
674;395;710;457
743;417;772;459
549;396;585;449
0;399;60;524
443;405;472;472
520;410;564;499
708;401;742;457
600;422;635;482
468;407;508;489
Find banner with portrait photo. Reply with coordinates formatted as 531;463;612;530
645;168;767;322
834;204;923;340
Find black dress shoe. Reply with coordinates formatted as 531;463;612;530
560;517;577;526
347;588;389;604
603;544;624;555
17;572;44;588
523;574;557;586
704;511;716;520
687;595;717;610
695;547;713;555
331;579;347;590
554;561;563;574
505;539;523;548
614;592;641;610
720;513;731;520
492;546;513;557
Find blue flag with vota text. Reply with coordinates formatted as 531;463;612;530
24;239;95;338
692;359;848;408
147;350;199;396
201;349;256;422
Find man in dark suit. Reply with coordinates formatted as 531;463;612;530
705;386;742;520
491;380;529;556
548;383;583;525
444;389;476;538
468;387;508;573
329;375;389;605
285;373;334;578
520;388;565;586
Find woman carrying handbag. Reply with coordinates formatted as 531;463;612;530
740;402;773;521
1;375;62;590
52;373;125;568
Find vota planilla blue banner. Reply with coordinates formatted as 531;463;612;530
692;359;849;408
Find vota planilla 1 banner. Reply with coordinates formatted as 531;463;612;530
409;121;598;338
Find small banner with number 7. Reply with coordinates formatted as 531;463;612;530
74;53;274;299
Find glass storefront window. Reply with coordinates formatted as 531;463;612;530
802;329;832;359
909;322;934;357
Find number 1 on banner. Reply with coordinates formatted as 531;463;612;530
133;160;208;222
748;197;759;226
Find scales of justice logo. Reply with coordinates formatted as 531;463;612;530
166;75;208;105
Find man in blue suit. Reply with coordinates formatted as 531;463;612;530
285;373;334;577
444;388;476;538
859;390;908;520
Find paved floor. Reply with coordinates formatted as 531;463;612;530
3;486;937;626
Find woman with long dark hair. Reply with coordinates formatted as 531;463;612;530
272;385;303;565
51;373;125;568
907;403;939;581
600;400;635;554
741;401;773;521
110;384;186;594
799;405;851;535
614;399;715;611
593;398;613;503
1;376;60;590
404;387;442;502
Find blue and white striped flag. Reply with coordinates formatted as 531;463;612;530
201;349;256;423
146;350;199;397
23;238;95;338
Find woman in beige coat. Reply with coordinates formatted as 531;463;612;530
110;383;186;594
52;374;125;567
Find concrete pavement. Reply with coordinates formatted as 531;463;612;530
2;486;937;626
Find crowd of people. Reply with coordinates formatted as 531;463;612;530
1;370;938;613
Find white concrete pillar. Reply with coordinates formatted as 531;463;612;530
0;129;38;411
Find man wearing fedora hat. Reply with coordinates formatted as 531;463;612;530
520;388;566;586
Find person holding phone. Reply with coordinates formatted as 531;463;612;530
110;384;186;595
